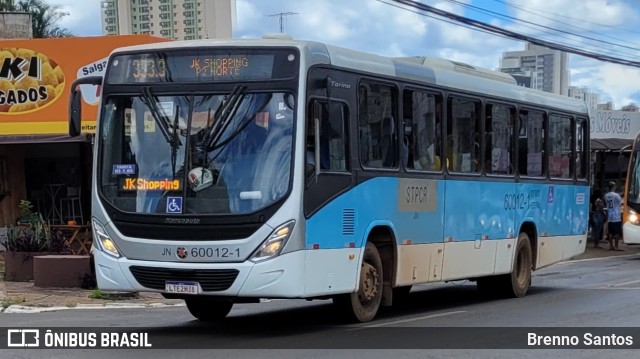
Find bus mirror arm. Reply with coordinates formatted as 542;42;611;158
69;76;103;137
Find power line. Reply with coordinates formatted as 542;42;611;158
492;0;640;36
440;0;640;60
267;12;299;33
384;0;640;68
443;0;640;52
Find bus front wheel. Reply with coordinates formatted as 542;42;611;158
333;242;383;322
185;298;233;321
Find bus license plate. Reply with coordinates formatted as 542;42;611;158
165;281;201;294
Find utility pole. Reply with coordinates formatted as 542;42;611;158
267;12;299;33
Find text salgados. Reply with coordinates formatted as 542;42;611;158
123;178;181;191
0;48;65;112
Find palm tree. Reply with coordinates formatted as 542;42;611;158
1;0;73;38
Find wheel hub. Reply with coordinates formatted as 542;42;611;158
358;262;379;303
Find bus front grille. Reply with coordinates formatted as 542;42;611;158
129;266;239;291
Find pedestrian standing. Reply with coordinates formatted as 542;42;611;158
604;181;623;251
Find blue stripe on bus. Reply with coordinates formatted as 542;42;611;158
305;177;589;249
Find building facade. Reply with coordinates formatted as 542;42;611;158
499;43;569;96
0;11;31;39
568;86;600;112
101;0;235;40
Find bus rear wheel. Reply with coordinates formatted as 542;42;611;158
185;298;233;321
506;232;533;297
333;242;383;322
476;232;532;298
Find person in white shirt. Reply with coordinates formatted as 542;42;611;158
603;181;623;251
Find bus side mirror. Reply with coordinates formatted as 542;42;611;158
69;76;103;137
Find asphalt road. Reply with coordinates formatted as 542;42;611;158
2;253;640;358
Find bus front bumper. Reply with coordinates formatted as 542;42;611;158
623;221;640;244
92;247;309;298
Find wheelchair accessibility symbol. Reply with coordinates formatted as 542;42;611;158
166;197;183;213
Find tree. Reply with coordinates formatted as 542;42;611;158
621;103;639;112
0;1;15;11
1;0;73;38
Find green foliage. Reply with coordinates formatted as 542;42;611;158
89;290;139;301
1;0;74;38
1;296;26;308
1;213;70;253
18;199;34;216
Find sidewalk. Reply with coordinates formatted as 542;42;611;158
571;240;640;260
2;242;640;313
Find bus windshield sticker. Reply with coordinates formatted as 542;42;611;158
158;101;174;117
166;197;182;214
143;112;157;132
112;164;136;175
397;179;438;212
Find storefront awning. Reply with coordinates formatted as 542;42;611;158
0;133;92;145
591;138;633;152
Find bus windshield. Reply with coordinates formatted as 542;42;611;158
99;90;294;215
628;150;640;205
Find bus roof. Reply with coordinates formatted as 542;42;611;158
110;38;588;115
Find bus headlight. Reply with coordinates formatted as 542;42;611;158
629;210;640;225
92;218;121;258
251;220;295;262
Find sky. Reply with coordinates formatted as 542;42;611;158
55;0;640;109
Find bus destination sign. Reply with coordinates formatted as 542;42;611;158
107;48;298;84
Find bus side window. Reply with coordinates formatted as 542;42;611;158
576;117;588;179
518;110;545;177
549;114;572;179
307;100;349;174
485;103;515;175
448;97;481;174
359;82;397;169
402;90;440;171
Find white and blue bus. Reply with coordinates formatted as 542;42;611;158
69;37;590;323
624;132;640;242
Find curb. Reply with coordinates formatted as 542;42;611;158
1;302;185;314
563;252;640;263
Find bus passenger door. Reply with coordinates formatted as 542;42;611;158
303;98;354;235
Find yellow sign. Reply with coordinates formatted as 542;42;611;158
0;47;65;114
123;178;181;191
0;35;172;136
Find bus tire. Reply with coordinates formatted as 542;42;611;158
185;298;233;322
503;232;533;298
333;242;383;322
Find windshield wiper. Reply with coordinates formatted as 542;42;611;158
203;85;246;150
208;93;273;155
140;87;174;145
